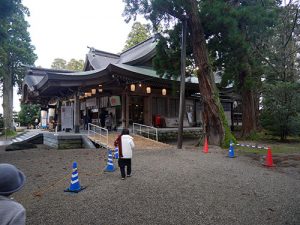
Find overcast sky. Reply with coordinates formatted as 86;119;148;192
23;0;142;67
1;0;145;113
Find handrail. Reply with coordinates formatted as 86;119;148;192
88;123;108;148
132;123;158;141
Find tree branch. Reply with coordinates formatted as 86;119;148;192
284;7;299;48
250;43;281;75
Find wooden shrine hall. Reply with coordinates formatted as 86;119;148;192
22;37;234;133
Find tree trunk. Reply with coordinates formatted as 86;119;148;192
186;0;225;145
3;69;14;132
241;89;257;137
239;59;257;137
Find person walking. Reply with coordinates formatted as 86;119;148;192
114;129;135;180
0;163;26;225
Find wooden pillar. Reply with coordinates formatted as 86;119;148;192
144;95;152;126
125;93;130;128
166;97;170;117
57;101;62;131
74;94;80;133
122;93;126;128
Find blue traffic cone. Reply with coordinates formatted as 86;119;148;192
228;140;235;158
114;146;119;159
64;162;85;193
104;150;115;172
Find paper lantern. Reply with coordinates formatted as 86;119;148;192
162;88;167;96
146;86;151;94
130;84;136;92
91;89;96;94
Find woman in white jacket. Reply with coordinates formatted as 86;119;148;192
114;129;135;180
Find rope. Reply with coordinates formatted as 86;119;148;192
234;143;268;150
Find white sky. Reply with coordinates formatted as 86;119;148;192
0;0;145;114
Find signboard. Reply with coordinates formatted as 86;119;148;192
61;106;73;130
86;97;96;107
164;117;190;128
109;96;121;106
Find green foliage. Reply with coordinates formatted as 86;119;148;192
51;58;84;71
67;59;84;71
0;2;37;90
200;0;279;90
0;0;20;38
260;82;300;141
3;129;17;137
51;58;67;70
18;104;40;126
260;2;300;141
123;22;151;51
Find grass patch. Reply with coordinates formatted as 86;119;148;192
236;142;300;155
0;129;17;138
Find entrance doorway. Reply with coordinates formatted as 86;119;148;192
129;96;144;124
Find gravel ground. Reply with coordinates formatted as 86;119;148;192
0;144;299;225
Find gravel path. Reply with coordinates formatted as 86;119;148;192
0;144;299;225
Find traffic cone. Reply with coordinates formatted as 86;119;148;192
114;146;119;159
228;140;235;158
203;136;209;153
104;149;115;172
64;162;85;193
264;147;274;167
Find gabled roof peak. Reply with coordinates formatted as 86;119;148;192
120;36;157;55
87;47;120;59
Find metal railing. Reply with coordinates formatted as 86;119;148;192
132;123;158;141
88;123;108;148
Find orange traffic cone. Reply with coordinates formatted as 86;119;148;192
203;136;209;153
264;147;274;167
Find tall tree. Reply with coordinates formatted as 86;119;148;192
66;58;84;71
199;0;280;137
18;103;40;126
51;58;67;70
123;22;151;51
0;1;36;131
0;0;20;38
260;1;300;140
51;58;84;71
123;0;235;146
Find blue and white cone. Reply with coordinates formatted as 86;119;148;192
64;162;85;193
228;140;235;158
114;146;119;159
104;150;115;172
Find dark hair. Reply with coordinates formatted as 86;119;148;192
121;128;129;135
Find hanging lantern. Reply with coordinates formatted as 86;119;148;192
91;89;96;95
130;84;136;92
85;92;88;97
162;88;167;96
87;92;92;97
146;86;151;94
98;88;103;93
139;83;142;87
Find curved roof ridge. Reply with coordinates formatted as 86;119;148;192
120;36;156;55
88;48;120;58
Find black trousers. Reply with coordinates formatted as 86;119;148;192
118;158;131;178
